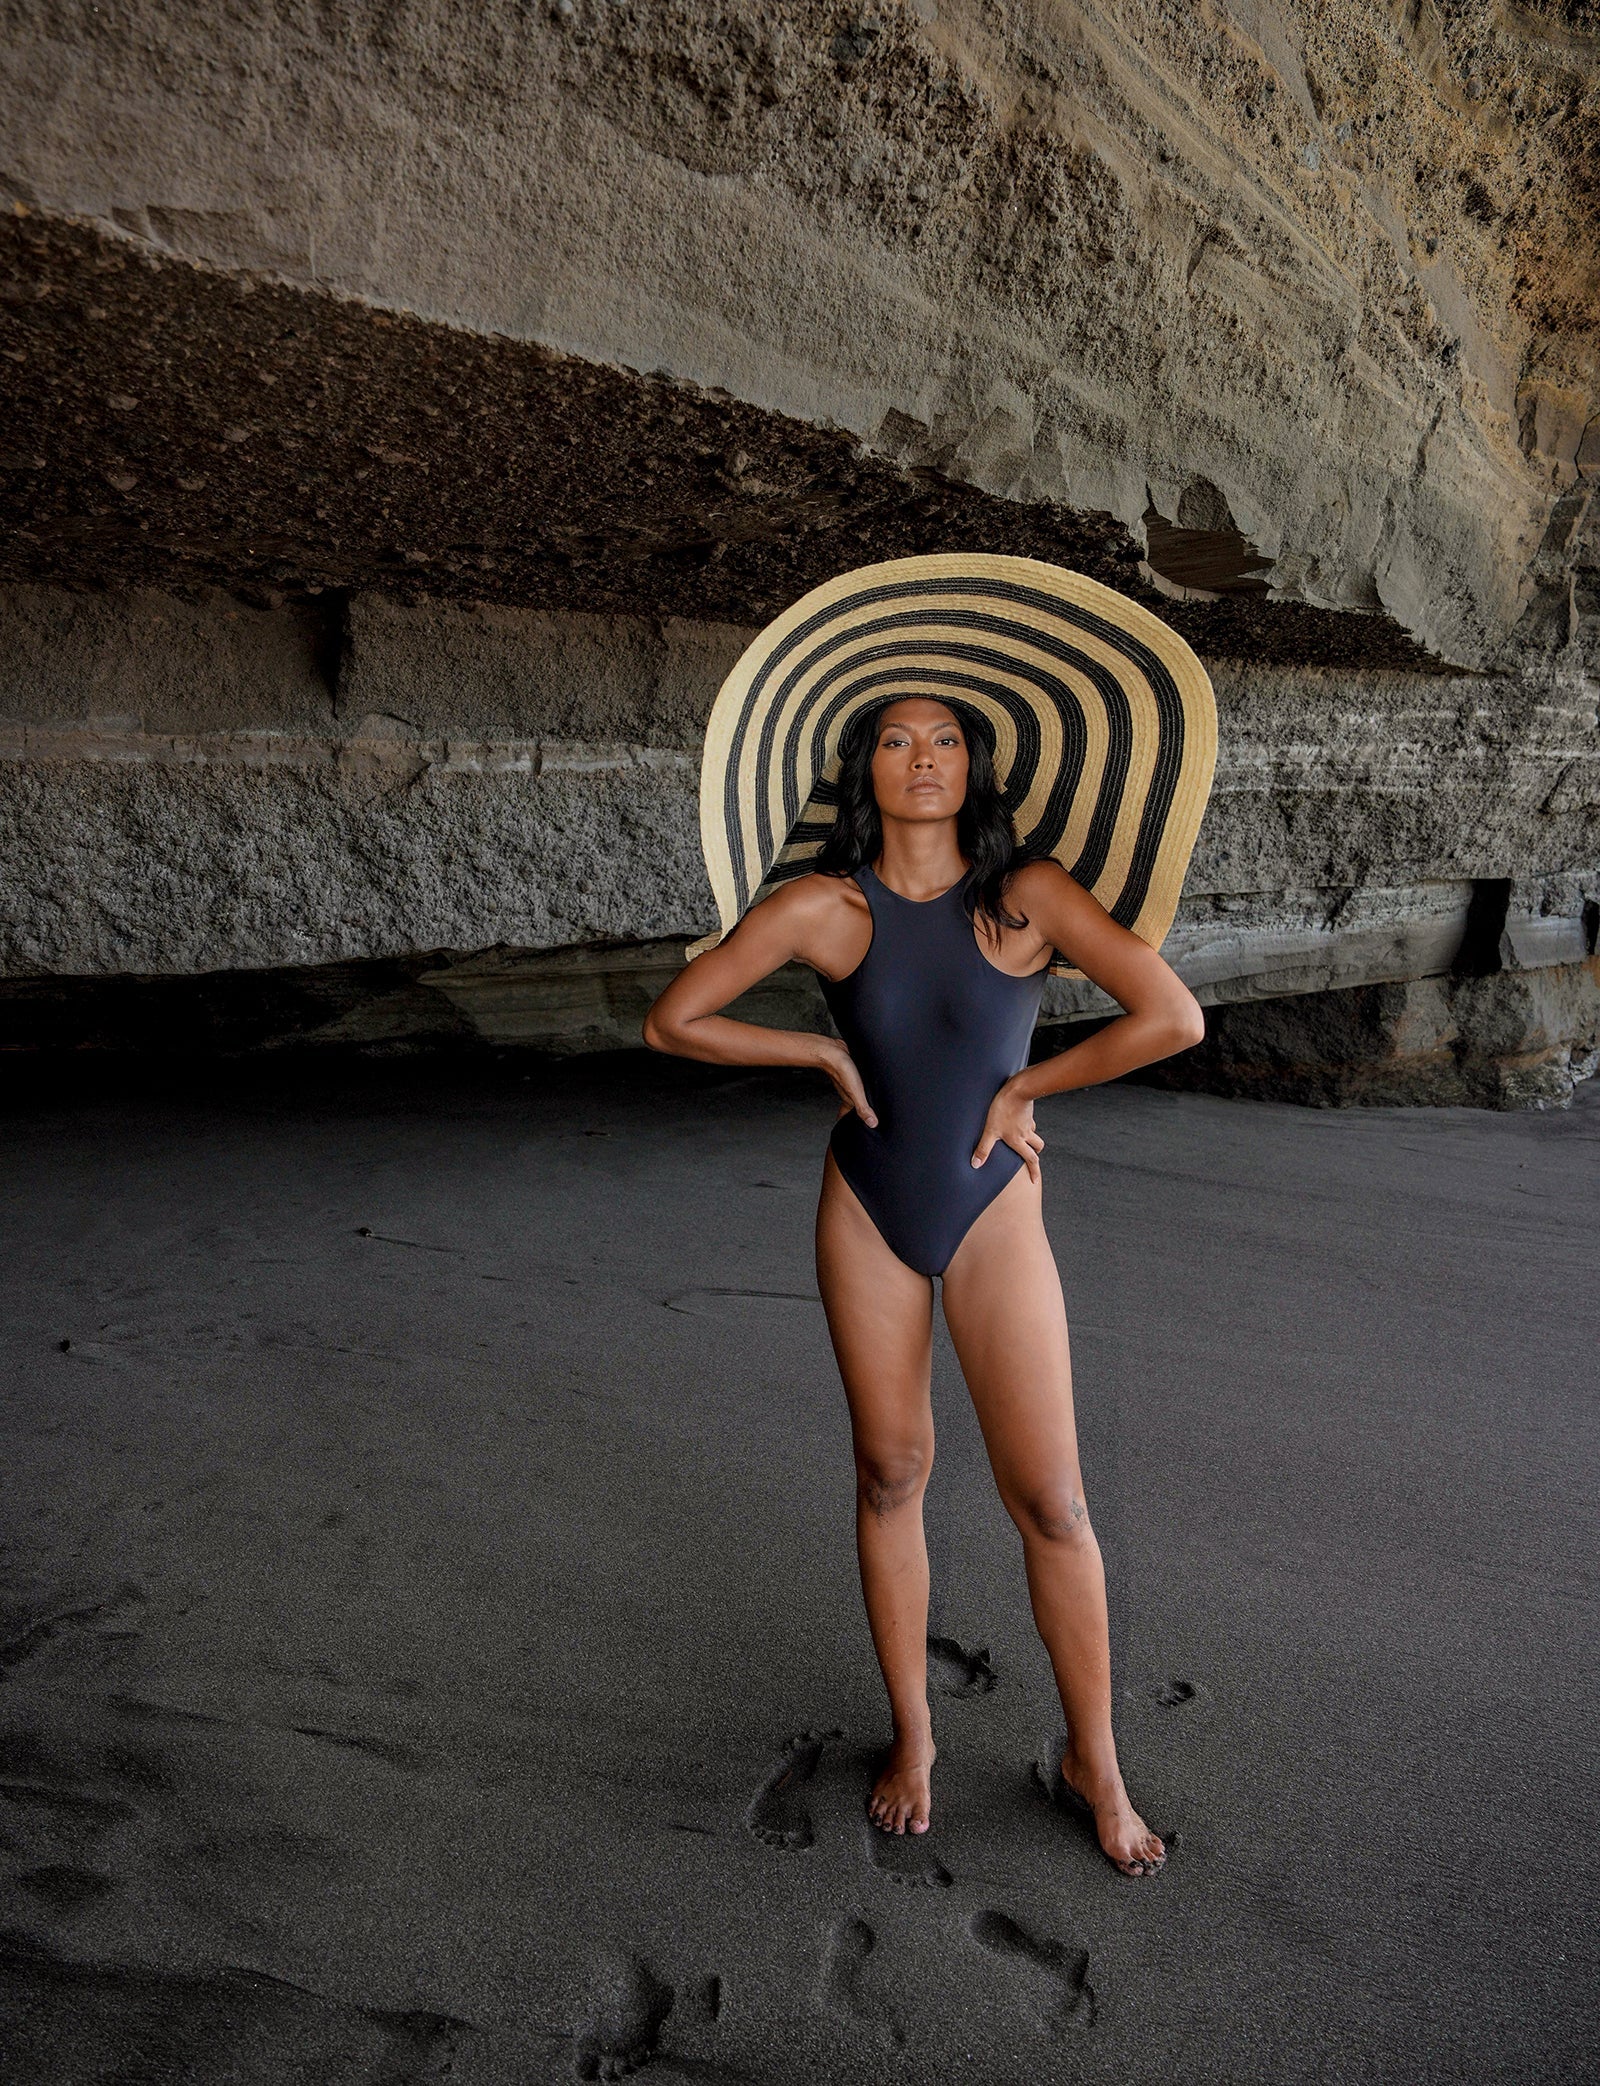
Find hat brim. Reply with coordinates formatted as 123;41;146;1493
691;552;1217;980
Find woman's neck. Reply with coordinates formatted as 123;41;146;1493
873;821;968;900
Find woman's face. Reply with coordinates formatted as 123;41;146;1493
869;699;970;824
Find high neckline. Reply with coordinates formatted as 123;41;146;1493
864;860;972;905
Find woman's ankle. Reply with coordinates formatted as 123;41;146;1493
1061;1736;1123;1802
889;1702;935;1750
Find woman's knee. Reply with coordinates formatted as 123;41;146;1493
854;1438;933;1517
1003;1481;1095;1548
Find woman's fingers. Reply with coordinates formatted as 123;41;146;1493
827;1050;877;1127
841;1058;877;1125
975;1103;1044;1171
1006;1130;1043;1183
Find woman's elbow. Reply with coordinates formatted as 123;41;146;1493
1139;988;1202;1059
1167;992;1206;1053
641;1006;676;1055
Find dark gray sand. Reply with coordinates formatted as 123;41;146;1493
0;1056;1595;2084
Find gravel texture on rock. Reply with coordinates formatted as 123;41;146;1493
0;212;1445;670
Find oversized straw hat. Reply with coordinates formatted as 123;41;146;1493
689;552;1217;979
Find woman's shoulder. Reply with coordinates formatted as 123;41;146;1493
750;868;869;930
745;868;871;979
1006;856;1081;899
773;867;868;906
1004;858;1088;942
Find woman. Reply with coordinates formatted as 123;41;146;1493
643;691;1205;1879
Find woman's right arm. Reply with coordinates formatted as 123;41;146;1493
642;880;877;1126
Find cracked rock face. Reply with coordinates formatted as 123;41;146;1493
1;0;1597;662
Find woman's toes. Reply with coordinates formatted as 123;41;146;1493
1123;1834;1165;1875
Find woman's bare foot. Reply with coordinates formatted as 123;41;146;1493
1060;1747;1165;1877
868;1723;936;1835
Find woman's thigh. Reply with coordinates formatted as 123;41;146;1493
816;1147;937;1471
939;1165;1085;1509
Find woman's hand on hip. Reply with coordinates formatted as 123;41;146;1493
816;1037;877;1127
972;1078;1044;1182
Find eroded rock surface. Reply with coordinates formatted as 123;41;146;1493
3;0;1598;660
0;2;1597;1096
0;585;1594;1105
0;211;1442;668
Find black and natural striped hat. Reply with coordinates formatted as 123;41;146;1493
689;552;1217;978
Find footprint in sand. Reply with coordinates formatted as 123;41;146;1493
675;1973;721;2028
926;1635;997;1698
1029;1745;1077;1821
572;1954;676;2081
744;1728;840;1852
1153;1677;1202;1707
970;1909;1096;2035
864;1821;952;1889
818;1915;905;2049
0;1582;147;1680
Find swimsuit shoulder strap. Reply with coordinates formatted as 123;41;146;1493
842;862;886;948
851;860;887;915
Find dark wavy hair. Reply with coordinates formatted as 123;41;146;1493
813;695;1029;939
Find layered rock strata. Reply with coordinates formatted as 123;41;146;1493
0;210;1444;672
1;584;1595;1102
1;1;1598;1098
5;1;1599;658
1136;957;1600;1110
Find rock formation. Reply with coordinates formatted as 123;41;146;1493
1;1;1596;1100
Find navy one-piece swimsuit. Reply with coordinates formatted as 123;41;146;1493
818;863;1049;1277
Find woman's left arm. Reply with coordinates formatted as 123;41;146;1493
972;862;1205;1175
